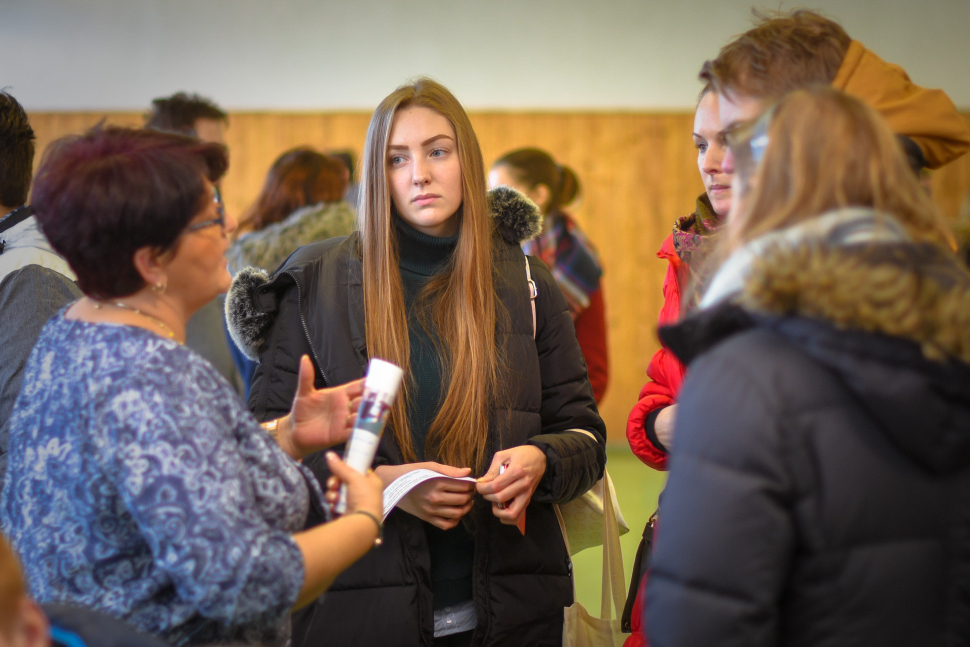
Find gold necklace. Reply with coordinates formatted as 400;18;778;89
92;301;178;341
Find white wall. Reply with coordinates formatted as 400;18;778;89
3;0;969;111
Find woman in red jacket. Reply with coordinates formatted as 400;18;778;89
621;86;731;647
489;149;610;403
627;86;731;470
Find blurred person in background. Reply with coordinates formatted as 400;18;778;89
229;148;355;275
621;82;731;647
488;149;609;403
145;92;241;391
327;149;361;210
699;9;970;169
646;86;970;647
145;92;228;147
1;126;384;646
0;532;169;647
0;91;81;488
226;147;356;395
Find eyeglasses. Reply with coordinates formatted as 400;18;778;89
185;186;226;233
724;103;776;168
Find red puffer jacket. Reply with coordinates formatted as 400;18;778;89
626;233;687;471
623;234;687;647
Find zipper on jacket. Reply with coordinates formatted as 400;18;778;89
477;551;492;647
284;270;330;387
402;540;434;647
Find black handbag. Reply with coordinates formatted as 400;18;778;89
620;508;657;633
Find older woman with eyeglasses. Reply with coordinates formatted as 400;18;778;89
0;127;385;647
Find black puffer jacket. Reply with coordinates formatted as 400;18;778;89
646;235;970;646
227;189;606;647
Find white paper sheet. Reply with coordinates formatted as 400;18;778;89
382;469;477;520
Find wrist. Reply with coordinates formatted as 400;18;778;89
270;414;300;460
351;509;383;546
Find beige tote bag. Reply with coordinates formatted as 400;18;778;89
524;257;629;556
557;472;627;647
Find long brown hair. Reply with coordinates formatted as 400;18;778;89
728;86;953;252
242;148;348;231
359;78;498;472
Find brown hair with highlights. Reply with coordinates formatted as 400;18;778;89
728;86;952;251
242;148;348;231
700;10;851;100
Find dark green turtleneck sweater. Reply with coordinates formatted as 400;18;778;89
394;216;476;610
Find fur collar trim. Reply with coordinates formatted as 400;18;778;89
737;228;970;365
226;188;541;361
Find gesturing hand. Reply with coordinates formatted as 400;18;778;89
374;462;475;530
324;452;384;520
476;445;547;526
282;355;364;460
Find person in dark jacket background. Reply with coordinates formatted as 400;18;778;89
646;87;970;646
227;78;605;647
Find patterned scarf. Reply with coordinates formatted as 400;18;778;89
521;211;602;319
671;193;723;312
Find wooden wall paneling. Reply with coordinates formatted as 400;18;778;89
24;110;970;443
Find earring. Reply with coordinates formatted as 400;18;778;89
151;281;167;295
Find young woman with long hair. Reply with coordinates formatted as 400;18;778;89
645;86;970;645
488;149;610;403
227;78;606;647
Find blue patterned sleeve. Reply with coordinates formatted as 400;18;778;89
90;347;307;627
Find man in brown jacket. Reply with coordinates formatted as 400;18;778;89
699;10;970;172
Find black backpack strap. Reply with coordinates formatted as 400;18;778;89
0;205;33;255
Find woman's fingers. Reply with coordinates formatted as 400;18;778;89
423;462;472;479
476;464;521;497
427;489;474;508
491;494;527;523
295;355;315;399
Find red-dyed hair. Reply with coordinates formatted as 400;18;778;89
32;126;228;299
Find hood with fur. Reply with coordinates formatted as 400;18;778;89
226;187;542;361
664;220;970;475
743;238;970;475
833;39;970;169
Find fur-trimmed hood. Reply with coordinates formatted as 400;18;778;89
663;209;970;475
226;187;541;362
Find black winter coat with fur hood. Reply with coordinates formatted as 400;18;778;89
645;215;970;647
226;188;606;647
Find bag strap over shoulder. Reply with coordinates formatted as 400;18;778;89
525;256;538;339
601;474;627;620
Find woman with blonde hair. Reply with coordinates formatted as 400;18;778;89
645;86;970;645
228;78;605;646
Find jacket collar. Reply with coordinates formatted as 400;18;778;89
226;188;542;362
700;207;909;308
662;209;970;475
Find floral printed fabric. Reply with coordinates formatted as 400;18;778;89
1;314;320;646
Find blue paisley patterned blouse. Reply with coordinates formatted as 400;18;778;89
1;314;321;646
